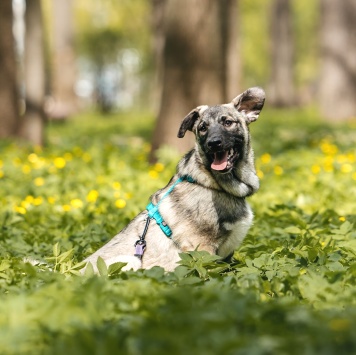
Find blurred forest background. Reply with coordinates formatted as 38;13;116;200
0;0;355;156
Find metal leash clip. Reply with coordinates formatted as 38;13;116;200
134;217;151;259
134;239;146;259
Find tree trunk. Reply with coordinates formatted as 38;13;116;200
318;0;356;121
51;0;77;118
268;0;295;107
20;0;46;146
0;0;20;139
150;0;240;159
150;0;166;113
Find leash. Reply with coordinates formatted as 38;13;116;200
134;175;195;260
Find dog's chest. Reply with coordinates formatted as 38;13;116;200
161;184;249;238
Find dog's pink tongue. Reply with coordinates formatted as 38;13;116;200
211;152;228;171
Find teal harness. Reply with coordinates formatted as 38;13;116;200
134;175;195;259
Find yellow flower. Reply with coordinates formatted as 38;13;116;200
311;165;321;175
336;155;347;164
261;153;271;164
256;169;264;179
14;206;26;214
124;192;132;200
149;170;159;179
33;197;43;206
70;199;83;208
112;182;122;190
274;166;284;176
47;197;56;204
323;163;334;173
86;190;99;203
25;195;34;203
22;165;31;174
341;164;353;173
34;177;45;186
346;153;355;163
154;162;165;172
21;200;31;209
115;199;126;209
320;140;338;155
28;153;39;164
339;216;346;222
54;157;66;169
62;205;71;212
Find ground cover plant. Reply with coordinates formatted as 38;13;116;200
0;108;356;354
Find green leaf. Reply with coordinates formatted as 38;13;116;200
53;243;60;257
108;262;127;276
284;226;302;234
265;270;275;281
144;266;165;280
178;252;193;262
58;249;74;263
178;276;203;285
174;265;191;279
326;261;345;272
307;248;318;263
96;257;108;277
83;262;94;277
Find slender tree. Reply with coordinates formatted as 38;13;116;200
20;0;46;145
51;0;77;118
150;0;240;158
268;0;295;107
0;0;20;139
318;0;356;121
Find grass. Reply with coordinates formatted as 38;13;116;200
0;107;355;354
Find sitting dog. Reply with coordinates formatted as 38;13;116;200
83;87;265;272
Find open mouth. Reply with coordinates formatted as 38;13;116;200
210;148;238;172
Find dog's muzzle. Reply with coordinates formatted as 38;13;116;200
206;138;239;172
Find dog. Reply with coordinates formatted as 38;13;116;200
83;87;265;272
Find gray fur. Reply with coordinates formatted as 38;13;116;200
83;87;265;272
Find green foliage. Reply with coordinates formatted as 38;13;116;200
240;0;319;89
0;109;356;354
74;0;152;69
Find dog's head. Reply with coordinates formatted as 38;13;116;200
177;87;265;173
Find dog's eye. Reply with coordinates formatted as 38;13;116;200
199;123;207;132
224;120;233;127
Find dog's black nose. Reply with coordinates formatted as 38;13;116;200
207;138;222;149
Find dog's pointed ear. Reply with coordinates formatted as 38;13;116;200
177;105;208;138
232;87;265;124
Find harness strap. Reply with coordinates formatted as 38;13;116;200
134;175;195;259
146;175;195;238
